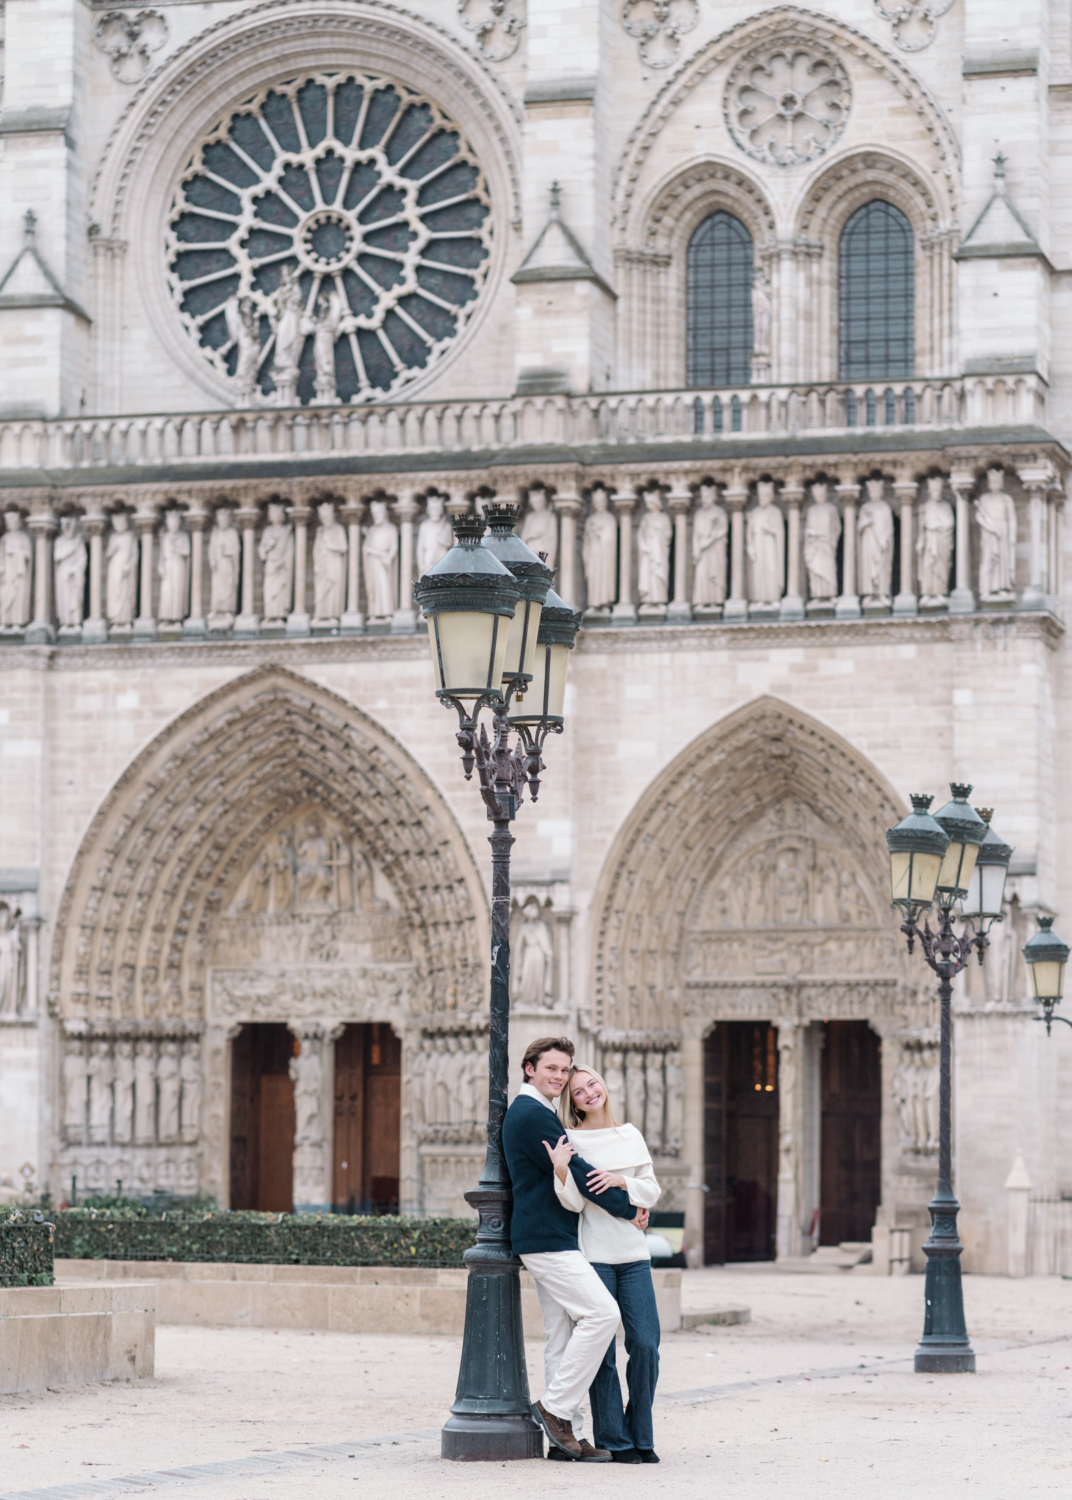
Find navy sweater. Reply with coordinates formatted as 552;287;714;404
502;1093;639;1255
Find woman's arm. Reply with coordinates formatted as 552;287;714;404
625;1161;662;1209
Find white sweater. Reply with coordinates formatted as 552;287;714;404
553;1123;661;1265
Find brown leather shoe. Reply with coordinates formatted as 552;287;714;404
577;1440;612;1462
531;1400;581;1458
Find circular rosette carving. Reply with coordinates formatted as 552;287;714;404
166;72;493;405
725;39;851;167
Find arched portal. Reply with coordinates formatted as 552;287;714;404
50;666;487;1210
589;698;931;1264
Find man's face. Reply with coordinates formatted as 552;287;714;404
526;1048;572;1100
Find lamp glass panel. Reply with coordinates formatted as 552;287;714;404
427;610;505;697
890;848;942;907
979;861;1008;919
509;642;570;726
937;840;980;895
1029;958;1066;1002
543;642;570;721
502;599;543;681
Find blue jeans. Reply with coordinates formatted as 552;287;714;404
588;1259;660;1451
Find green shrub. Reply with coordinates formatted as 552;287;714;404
52;1210;476;1268
0;1213;55;1287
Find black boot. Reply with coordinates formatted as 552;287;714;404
610;1448;642;1464
635;1447;660;1463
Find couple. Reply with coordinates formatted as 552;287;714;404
502;1035;661;1465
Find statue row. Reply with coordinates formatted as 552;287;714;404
596;1046;684;1159
62;1033;202;1148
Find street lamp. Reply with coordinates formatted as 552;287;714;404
884;784;991;1375
415;506;579;1462
1025;916;1071;1035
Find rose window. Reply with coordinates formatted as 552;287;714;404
725;41;850;167
166;73;492;405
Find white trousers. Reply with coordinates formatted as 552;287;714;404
520;1250;620;1428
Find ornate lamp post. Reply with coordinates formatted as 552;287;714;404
1025;916;1071;1034
415;505;579;1462
885;785;1011;1374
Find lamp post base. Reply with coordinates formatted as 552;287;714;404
914;1344;976;1374
441;1414;544;1462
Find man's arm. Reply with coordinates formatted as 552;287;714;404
515;1106;638;1221
566;1151;637;1220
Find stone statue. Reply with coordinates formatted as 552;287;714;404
225;294;262;404
519;485;558;569
295;815;334;910
269;266;304;404
0;904;22;1014
692;483;728;607
916;475;955;605
803;481;841;600
208;508;241;628
976;467;1018;601
637;489;671;606
304;289;343;404
180;1042;202;1144
858;478;894;605
747;482;785;604
157;1041;181;1144
416;494;453;578
272;830;295;911
312;500;347;622
582;486;617;612
158;509;190;625
133;1040;156;1146
106;512;139;626
363;499;399;619
0;511;33;628
62;1041;88;1142
258;501;294;623
87;1040;113;1145
290;1039;323;1142
113;1039;134;1146
54;515;87;628
513;897;554;1007
752;267;772;356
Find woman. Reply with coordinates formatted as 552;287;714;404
545;1066;662;1464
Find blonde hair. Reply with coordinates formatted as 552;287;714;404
558;1066;619;1130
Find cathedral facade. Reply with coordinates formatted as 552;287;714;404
0;0;1069;1273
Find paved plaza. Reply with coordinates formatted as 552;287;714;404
2;1270;1070;1499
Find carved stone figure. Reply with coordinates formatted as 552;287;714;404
416;494;453;579
664;1051;684;1155
272;830;295;911
644;1053;666;1152
225;294;262;404
106;512;139;625
519;486;558;569
692;483;728;607
976;467;1018;601
0;511;33;628
87;1041;113;1145
312;501;347;622
747;482;785;603
857;478;894;604
803;481;841;599
180;1042;202;1144
364;499;399;619
268;266;304;404
208;508;241;628
513;897;554;1007
290;1037;323;1141
63;1041;88;1143
295;815;334;910
133;1040;157;1146
157;1041;181;1144
304;289;343;404
637;489;671;606
258;501;294;622
916;475;955;604
113;1039;134;1146
158;510;190;624
54;515;88;628
752;268;772;356
0;904;22;1014
582;486;617;612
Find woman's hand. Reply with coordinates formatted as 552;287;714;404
633;1208;651;1233
586;1168;628;1195
543;1135;577;1184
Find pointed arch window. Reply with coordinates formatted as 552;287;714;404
687;211;754;387
838;200;914;380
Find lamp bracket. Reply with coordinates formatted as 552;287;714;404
900;906;987;978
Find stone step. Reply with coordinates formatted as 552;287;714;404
681;1305;751;1329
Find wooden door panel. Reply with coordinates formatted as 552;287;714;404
332;1024;365;1209
820;1021;882;1245
258;1073;295;1212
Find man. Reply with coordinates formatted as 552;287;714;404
502;1035;649;1461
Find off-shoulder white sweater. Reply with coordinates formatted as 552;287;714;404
553;1123;661;1265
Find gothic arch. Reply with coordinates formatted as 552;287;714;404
589;697;908;1031
49;666;487;1021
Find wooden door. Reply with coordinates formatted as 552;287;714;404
331;1023;401;1212
332;1025;365;1211
229;1023;296;1211
820;1021;882;1245
704;1022;779;1262
258;1074;295;1212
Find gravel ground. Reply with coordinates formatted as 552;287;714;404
3;1270;1071;1499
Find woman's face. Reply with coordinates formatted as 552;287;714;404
570;1072;606;1116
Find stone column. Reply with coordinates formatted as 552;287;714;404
288;1021;330;1213
286;504;312;636
835;478;861;619
667;482;693;623
949;465;976;614
392;491;418;633
1004;1150;1032;1278
724;481;748;620
1018;466;1050;610
611;492;637;624
183;507;209;638
892;474;919;615
681;1028;705;1268
775;1020;802;1261
234;505;260;637
82;507;108;644
25;512;57;644
133;503;158;640
340;500;365;634
779;478;805;621
553;487;582;607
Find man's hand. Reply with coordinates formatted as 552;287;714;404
586;1168;628;1195
633;1208;650;1233
543;1134;576;1184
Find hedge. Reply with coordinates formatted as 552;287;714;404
52;1210;477;1268
0;1214;55;1287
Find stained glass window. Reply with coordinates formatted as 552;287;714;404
686;211;754;387
838;201;914;381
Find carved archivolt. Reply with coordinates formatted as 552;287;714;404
49;666;487;1023
642;160;776;257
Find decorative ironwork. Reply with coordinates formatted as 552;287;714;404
457;0;526;62
622;0;699;70
874;0;955;53
167;73;492;405
725;38;850;167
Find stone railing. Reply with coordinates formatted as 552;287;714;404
0;373;1049;475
